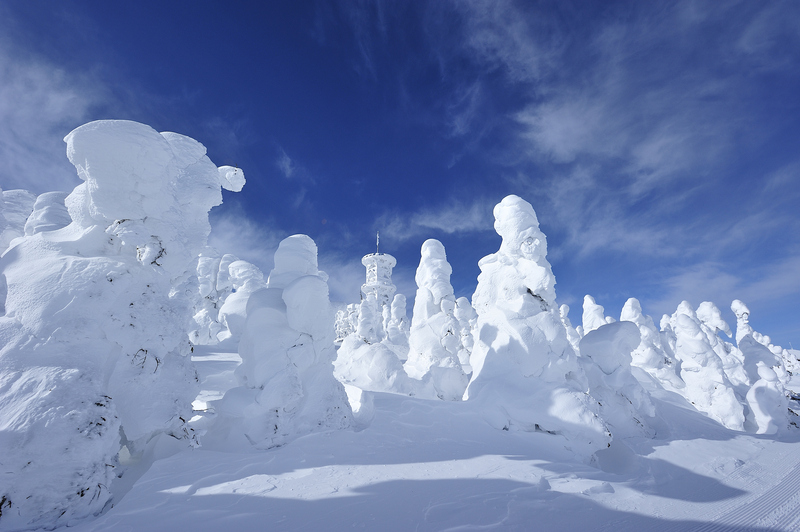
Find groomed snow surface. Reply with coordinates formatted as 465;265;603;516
2;120;800;531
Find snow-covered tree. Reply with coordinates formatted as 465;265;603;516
668;302;744;430
582;295;610;334
405;239;470;401
211;235;352;449
216;259;268;344
0;120;244;529
578;321;655;437
466;195;611;456
620;297;683;390
559;304;582;354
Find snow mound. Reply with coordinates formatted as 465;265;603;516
23;191;71;236
0;188;36;251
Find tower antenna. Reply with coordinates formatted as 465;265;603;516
376;231;380;254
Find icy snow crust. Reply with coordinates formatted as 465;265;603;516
2;122;800;530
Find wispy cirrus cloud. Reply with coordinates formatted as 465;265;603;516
439;0;800;266
276;147;297;179
0;44;102;194
376;198;496;243
644;253;800;343
207;208;285;275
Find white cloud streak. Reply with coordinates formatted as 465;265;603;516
0;45;101;194
207;209;285;276
276;147;296;179
646;254;800;323
442;0;800;271
377;198;495;242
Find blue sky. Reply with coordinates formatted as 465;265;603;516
1;1;799;347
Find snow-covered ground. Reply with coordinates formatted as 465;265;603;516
66;346;800;532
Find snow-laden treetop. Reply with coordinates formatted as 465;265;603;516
63;120;244;276
473;194;556;314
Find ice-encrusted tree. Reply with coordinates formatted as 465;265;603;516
620;298;683;390
385;294;410;349
454;296;477;373
729;300;791;432
216;259;268;344
667;302;744;430
582;295;613;334
731;300;790;382
211;235;353;449
696;301;748;389
0;120;244;529
190;250;224;345
465;195;611;456
578;321;655;438
559;304;582;354
405;239;470;401
746;362;788;434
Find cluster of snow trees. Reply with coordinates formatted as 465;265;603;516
0;119;797;530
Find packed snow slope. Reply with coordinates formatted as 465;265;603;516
69;346;800;532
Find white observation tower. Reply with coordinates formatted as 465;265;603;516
360;231;397;307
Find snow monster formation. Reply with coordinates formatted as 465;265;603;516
0;120;244;529
405;239;471;401
211;235;353;449
730;300;790;433
666;302;745;430
619;297;683;390
465;195;611;456
189;252;268;346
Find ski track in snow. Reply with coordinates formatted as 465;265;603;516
596;439;800;532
